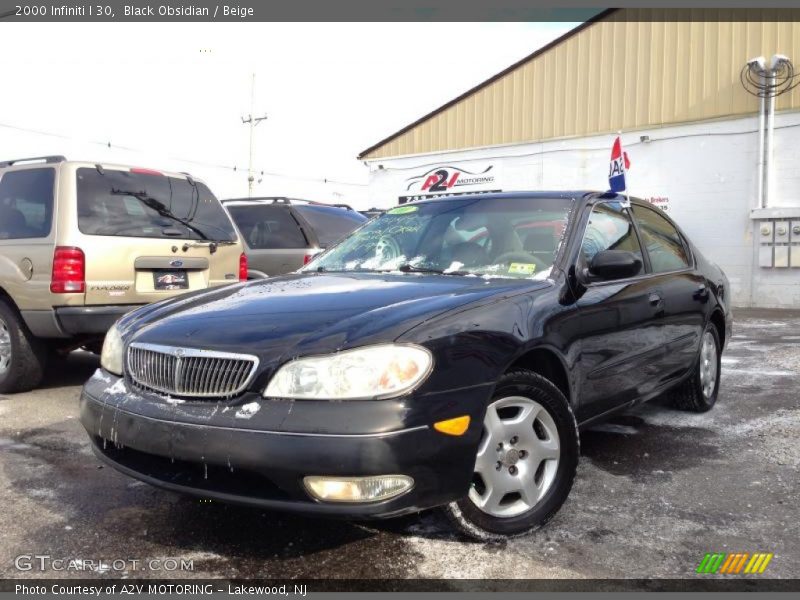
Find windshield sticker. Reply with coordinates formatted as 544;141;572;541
508;263;537;275
387;205;419;215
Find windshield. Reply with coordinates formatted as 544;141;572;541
304;196;574;279
76;168;237;241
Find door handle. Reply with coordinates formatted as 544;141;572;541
649;292;662;306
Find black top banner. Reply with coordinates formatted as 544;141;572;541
1;1;800;22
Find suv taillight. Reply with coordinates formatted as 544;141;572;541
303;254;313;265
51;246;85;293
239;253;248;282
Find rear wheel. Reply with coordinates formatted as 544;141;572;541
668;324;721;412
442;370;579;541
0;300;48;394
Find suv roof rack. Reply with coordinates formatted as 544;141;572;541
221;197;303;205
222;197;353;210
0;155;67;168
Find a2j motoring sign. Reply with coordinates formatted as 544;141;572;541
399;164;501;204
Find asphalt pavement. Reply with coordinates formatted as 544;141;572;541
0;309;798;583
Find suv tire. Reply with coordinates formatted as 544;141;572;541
668;323;721;413
441;370;579;541
0;299;48;394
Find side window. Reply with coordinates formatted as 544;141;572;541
227;205;307;249
0;168;55;239
631;206;690;273
580;203;644;276
293;205;366;247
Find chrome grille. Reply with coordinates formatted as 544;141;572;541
126;343;258;399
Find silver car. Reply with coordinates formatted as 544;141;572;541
222;197;367;279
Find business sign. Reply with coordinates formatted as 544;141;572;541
399;164;501;204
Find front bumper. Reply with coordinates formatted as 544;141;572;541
79;370;489;518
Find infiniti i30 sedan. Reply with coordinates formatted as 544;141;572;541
80;191;731;540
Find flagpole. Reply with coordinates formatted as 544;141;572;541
620;131;629;205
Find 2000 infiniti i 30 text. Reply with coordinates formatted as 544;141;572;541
80;191;732;540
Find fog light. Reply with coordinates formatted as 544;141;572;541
303;475;413;503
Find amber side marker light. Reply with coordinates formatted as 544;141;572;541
433;415;471;436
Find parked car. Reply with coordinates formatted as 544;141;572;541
80;191;731;540
0;156;245;393
222;197;367;278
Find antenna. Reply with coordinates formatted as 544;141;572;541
240;73;268;197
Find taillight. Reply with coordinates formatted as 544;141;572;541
51;246;85;293
303;254;313;265
239;253;248;282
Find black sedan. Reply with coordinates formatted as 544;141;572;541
80;191;732;540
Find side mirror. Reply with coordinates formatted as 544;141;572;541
588;250;642;280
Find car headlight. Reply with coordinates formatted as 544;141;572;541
263;344;432;400
100;323;124;376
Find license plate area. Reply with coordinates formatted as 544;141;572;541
153;270;189;290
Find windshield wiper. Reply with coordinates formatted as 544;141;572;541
111;188;211;241
397;263;470;276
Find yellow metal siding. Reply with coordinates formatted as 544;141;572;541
364;9;800;159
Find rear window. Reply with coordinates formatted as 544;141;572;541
76;168;236;241
0;168;55;239
293;205;366;247
226;205;308;249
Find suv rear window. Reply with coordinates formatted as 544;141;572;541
293;205;366;247
0;168;55;239
226;205;308;249
76;168;236;241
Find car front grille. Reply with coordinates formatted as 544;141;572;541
126;343;258;399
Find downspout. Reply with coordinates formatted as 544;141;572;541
748;56;768;209
757;88;767;209
764;54;791;209
763;65;776;209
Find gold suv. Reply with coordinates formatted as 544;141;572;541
0;156;246;392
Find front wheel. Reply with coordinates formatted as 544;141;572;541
442;370;579;541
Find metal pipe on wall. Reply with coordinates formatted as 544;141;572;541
757;91;766;209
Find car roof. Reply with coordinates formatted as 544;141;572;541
221;197;357;209
407;190;614;206
0;157;205;184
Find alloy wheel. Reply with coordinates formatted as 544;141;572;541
470;396;561;518
699;330;718;399
0;317;11;376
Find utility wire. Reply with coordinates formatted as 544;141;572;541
0;121;368;187
741;61;800;98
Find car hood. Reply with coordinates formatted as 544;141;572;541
124;272;545;364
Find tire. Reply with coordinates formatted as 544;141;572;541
0;299;48;394
668;323;721;413
441;370;579;541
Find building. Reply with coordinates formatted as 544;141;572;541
358;9;800;308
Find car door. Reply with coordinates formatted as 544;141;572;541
630;203;706;383
571;200;666;421
0;167;56;313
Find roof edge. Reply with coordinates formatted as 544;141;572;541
357;9;618;160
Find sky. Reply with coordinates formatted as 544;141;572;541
0;21;578;210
